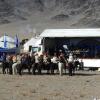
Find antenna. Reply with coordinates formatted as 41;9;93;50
61;0;64;14
33;28;37;37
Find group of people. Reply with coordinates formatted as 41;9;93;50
0;51;83;76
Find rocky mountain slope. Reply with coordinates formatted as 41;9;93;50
0;0;100;39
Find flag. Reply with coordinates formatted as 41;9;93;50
15;34;19;47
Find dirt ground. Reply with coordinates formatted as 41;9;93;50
0;70;100;100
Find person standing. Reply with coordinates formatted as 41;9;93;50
32;53;39;75
68;53;74;76
38;54;44;74
2;53;7;74
51;53;59;74
12;54;17;75
58;53;66;76
6;54;13;75
8;55;13;75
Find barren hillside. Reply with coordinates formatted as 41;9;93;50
0;0;100;39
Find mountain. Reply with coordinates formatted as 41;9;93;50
0;0;100;40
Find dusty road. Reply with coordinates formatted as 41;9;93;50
0;70;100;100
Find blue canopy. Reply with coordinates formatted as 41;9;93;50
0;47;16;53
0;47;17;61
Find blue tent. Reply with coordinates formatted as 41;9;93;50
0;34;19;55
0;47;17;61
0;47;16;53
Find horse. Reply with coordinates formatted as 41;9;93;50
32;62;52;75
32;62;45;75
73;60;81;71
32;61;58;75
2;61;10;74
17;62;32;75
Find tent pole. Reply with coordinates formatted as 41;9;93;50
42;37;45;53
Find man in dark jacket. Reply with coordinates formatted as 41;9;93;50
38;55;44;74
2;53;7;74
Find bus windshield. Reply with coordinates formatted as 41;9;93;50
32;47;38;53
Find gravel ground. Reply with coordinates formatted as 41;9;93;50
0;70;100;100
